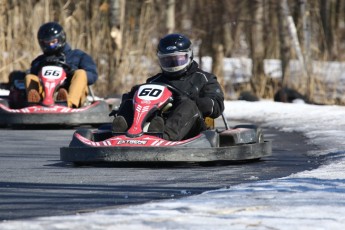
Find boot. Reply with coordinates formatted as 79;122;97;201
27;89;40;103
148;116;164;133
56;88;68;101
112;116;128;132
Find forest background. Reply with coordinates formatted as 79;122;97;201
1;0;345;105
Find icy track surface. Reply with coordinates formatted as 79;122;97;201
1;100;345;230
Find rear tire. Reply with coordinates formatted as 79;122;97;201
233;124;264;143
0;99;9;107
69;129;94;147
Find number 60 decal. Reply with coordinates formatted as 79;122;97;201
139;88;162;97
137;84;165;100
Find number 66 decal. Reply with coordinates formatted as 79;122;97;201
41;66;64;79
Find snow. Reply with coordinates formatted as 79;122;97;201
0;89;9;96
2;100;345;229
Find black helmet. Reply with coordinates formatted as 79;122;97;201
157;33;193;76
37;22;66;55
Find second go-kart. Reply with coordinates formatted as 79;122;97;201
60;83;272;164
0;59;112;127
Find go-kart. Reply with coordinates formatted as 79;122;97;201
60;83;272;164
0;59;112;127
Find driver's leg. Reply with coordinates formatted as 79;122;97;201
67;69;88;108
112;99;134;132
163;98;204;141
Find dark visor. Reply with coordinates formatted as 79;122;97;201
158;53;189;68
40;38;59;49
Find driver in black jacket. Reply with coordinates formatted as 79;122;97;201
112;33;224;141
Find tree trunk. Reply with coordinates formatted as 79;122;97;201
277;0;291;86
211;1;225;88
212;44;225;87
165;0;175;33
320;0;337;60
248;0;265;97
109;0;125;92
300;0;312;90
281;0;311;99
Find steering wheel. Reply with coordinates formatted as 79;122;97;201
148;82;187;99
42;54;72;72
53;60;69;68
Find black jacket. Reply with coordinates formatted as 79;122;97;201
146;61;224;118
29;44;98;85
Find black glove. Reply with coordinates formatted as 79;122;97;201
174;94;190;103
109;109;118;117
45;55;64;64
196;97;213;117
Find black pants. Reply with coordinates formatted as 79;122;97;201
117;98;205;141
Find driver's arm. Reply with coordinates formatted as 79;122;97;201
29;55;46;75
77;53;98;85
197;75;225;118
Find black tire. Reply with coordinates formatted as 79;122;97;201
0;99;9;107
203;130;219;147
233;124;264;143
76;128;94;140
256;129;264;143
8;71;26;86
69;129;94;147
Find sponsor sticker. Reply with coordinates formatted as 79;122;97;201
117;140;147;145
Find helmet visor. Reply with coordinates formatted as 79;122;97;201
157;52;189;69
41;38;59;49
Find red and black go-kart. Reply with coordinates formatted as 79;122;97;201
60;83;272;164
0;60;111;127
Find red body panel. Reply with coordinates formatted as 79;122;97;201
76;132;203;147
0;101;102;114
127;84;172;136
39;65;67;106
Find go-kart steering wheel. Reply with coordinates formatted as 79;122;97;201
150;82;187;99
43;54;73;73
51;60;73;72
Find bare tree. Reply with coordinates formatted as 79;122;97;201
1;0;345;103
277;0;291;86
109;0;125;92
320;0;337;60
248;0;265;97
165;0;175;33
